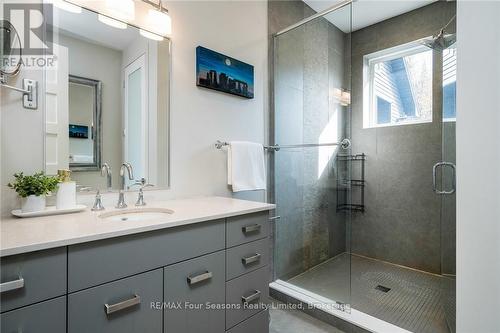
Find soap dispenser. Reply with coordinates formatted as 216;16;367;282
56;169;76;209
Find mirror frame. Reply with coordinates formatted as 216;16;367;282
68;74;102;172
44;2;172;190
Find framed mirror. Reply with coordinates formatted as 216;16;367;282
44;3;170;191
68;75;102;171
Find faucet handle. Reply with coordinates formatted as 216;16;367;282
135;188;146;206
132;178;154;189
91;189;105;211
133;179;154;206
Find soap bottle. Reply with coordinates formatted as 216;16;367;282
56;169;76;209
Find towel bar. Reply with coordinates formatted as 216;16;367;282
215;138;351;151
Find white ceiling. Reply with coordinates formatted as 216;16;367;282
51;6;140;51
303;0;438;33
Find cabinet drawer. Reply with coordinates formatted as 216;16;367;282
226;310;269;333
0;247;67;312
68;268;162;333
226;212;269;248
226;238;269;281
68;219;225;292
226;266;269;329
164;250;225;333
1;296;66;333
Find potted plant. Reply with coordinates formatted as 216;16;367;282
7;172;60;213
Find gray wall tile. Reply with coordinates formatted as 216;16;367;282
350;1;456;274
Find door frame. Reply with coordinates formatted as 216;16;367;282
123;54;148;182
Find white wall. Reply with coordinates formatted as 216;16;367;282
456;1;500;332
165;0;268;201
0;0;268;216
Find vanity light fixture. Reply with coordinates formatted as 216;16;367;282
98;14;127;30
52;0;82;14
142;0;172;36
140;29;164;41
104;0;135;22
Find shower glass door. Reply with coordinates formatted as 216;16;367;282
272;3;353;311
441;44;457;333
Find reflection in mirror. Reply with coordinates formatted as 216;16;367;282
45;4;170;191
68;75;101;171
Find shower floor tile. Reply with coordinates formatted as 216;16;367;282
288;253;449;333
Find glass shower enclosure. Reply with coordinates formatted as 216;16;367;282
270;1;457;332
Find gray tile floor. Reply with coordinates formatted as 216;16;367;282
270;301;345;333
288;253;449;333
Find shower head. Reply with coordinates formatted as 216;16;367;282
420;14;456;51
421;29;456;51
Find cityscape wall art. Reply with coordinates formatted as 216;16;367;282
196;46;254;99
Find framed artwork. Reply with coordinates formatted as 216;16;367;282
196;46;254;99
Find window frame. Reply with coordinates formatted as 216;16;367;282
363;41;433;129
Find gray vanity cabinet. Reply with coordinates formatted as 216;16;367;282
68;268;163;333
0;296;66;333
227;310;269;333
68;219;225;292
226;266;269;329
226;212;270;247
226;237;269;280
0;247;67;312
0;210;271;333
225;212;270;332
164;250;226;333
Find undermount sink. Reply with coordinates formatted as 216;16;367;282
98;208;174;222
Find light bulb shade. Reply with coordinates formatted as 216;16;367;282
105;0;135;21
332;88;351;106
53;0;82;14
98;14;127;30
140;29;164;41
147;9;172;36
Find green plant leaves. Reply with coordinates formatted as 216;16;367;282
7;172;60;198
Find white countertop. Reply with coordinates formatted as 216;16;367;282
0;196;275;257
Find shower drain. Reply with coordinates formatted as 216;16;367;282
375;285;391;293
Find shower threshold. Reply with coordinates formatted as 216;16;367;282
270;280;410;333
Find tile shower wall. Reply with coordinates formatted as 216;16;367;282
350;2;456;274
269;0;349;280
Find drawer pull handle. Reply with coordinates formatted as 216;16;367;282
0;276;24;293
187;271;213;285
105;294;141;315
242;224;261;234
242;253;261;265
242;290;261;304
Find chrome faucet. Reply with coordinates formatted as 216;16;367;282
101;163;112;192
116;163;134;209
91;189;105;211
131;178;154;206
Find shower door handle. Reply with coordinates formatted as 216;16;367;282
433;162;456;195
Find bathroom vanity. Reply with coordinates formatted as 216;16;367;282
0;197;274;333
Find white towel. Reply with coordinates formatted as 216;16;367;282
227;141;266;192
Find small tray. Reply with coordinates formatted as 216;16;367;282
11;204;87;218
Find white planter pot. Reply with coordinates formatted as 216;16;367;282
21;195;46;213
